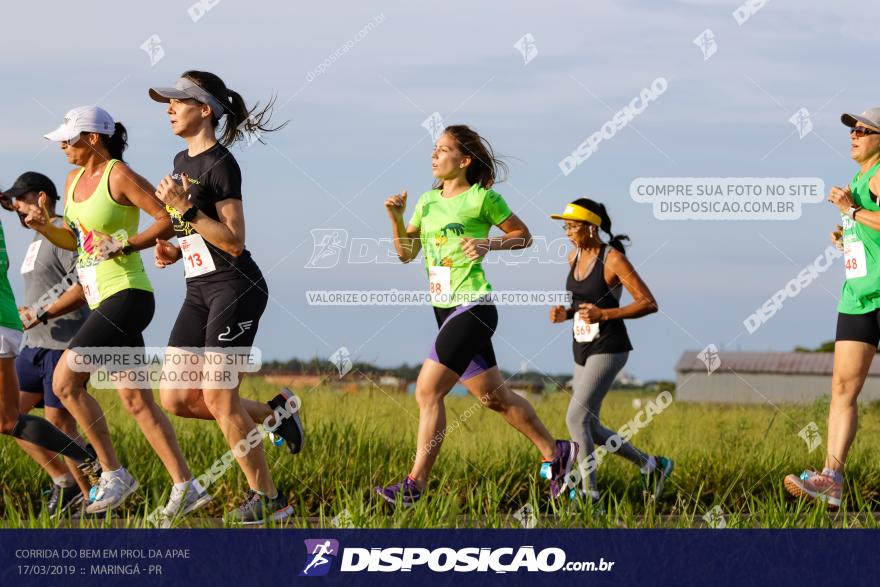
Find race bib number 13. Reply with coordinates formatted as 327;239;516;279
180;234;216;278
845;240;867;280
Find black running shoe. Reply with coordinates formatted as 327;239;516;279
43;484;85;518
267;388;304;454
226;490;294;526
76;444;102;487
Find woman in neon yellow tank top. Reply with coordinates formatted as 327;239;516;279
784;107;880;509
375;125;577;506
22;106;209;520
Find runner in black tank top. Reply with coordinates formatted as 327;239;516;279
567;245;632;365
550;198;673;505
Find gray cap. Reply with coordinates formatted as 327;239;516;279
841;107;880;130
148;77;227;120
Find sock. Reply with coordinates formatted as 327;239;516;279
53;474;75;488
254;489;279;500
101;468;125;480
173;480;191;491
10;415;92;462
640;455;657;474
821;467;843;484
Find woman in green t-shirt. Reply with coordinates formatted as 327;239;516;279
375;125;577;506
785;107;880;509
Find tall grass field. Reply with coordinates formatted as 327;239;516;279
2;377;879;528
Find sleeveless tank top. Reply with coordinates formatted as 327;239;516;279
567;245;633;365
64;159;152;309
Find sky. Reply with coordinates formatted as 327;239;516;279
0;0;876;380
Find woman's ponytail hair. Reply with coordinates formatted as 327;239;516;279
181;70;288;147
100;122;128;162
571;197;630;254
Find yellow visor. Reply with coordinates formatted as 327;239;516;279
550;203;602;227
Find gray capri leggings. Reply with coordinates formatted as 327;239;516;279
566;352;650;493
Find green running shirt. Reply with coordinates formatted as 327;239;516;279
0;219;23;331
408;184;512;308
839;161;880;314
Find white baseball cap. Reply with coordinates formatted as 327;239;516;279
44;106;116;142
841;108;880;131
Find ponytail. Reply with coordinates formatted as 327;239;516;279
571;198;630;254
181;70;288;147
595;202;630;254
100;122;128;161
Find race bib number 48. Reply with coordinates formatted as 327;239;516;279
573;312;600;343
429;266;451;304
180;234;216;278
845;240;867;280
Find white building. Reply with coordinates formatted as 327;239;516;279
675;351;880;404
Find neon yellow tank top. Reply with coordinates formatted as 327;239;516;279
64;159;152;309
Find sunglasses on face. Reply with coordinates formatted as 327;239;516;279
850;126;880;138
563;222;592;233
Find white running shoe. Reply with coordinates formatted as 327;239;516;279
85;468;139;514
156;480;212;528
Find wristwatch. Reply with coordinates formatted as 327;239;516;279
36;309;49;325
181;206;199;222
121;244;135;255
848;206;862;220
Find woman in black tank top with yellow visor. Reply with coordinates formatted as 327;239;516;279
549;198;672;504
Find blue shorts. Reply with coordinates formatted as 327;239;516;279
16;347;65;410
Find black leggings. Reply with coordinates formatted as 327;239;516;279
429;302;498;379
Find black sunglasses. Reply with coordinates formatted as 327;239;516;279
850;126;880;138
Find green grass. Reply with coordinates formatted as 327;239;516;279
2;378;879;528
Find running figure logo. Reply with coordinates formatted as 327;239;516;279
513;33;538;65
300;539;339;577
218;320;253;342
692;29;717;61
305;229;348;269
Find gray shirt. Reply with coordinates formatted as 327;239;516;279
20;217;88;349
